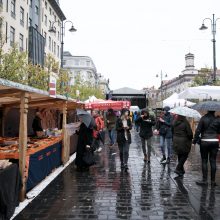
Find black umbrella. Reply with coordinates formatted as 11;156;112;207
76;109;92;128
191;101;220;111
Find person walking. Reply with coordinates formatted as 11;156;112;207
136;109;155;163
133;111;141;132
172;115;193;177
92;110;104;153
106;109;117;146
116;109;132;172
193;111;219;187
32;111;43;137
75;111;95;171
156;106;173;164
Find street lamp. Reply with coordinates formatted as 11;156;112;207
156;70;167;101
199;14;220;83
49;20;77;68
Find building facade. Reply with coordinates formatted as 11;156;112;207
0;0;65;66
161;53;198;97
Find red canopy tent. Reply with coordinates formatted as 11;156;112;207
85;100;131;110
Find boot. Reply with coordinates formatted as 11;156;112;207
144;154;147;162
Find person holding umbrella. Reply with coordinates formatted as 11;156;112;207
192;109;219;187
75;109;96;171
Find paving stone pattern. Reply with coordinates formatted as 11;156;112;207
15;130;220;220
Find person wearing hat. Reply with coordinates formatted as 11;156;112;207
136;109;155;163
156;106;173;164
116;108;132;171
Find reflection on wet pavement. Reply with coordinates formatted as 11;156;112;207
14;130;220;220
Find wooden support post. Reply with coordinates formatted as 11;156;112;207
62;101;69;164
19;92;29;201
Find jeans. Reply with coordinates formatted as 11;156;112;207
118;141;130;166
176;153;188;173
160;136;172;158
141;137;152;159
200;141;219;181
108;129;116;145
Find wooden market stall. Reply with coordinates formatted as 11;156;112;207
0;78;83;204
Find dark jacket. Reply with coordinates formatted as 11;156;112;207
193;112;217;144
75;123;94;167
136;115;156;139
172;117;193;154
116;117;132;144
156;113;173;138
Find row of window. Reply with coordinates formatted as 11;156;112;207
9;25;24;51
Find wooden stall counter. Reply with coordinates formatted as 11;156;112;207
0;136;63;160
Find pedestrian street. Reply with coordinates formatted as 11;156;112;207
14;130;220;220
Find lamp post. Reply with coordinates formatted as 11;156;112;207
199;14;220;83
49;20;77;68
156;70;167;101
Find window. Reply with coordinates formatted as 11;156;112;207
51;40;53;51
44;32;47;46
54;15;56;22
49;20;51;28
86;60;90;67
49;36;51;50
20;7;24;26
19;34;24;51
29;18;32;27
57;31;59;40
49;7;51;15
75;60;79;66
57;45;59;58
45;1;47;9
30;0;32;7
11;0;16;18
35;6;39;15
10;26;15;46
54;42;56;54
44;15;47;26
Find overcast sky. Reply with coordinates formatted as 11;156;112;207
60;0;220;90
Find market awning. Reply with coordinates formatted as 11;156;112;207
85;100;131;110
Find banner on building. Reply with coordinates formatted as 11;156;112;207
49;75;57;97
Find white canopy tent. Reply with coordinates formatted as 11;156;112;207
84;95;104;103
163;93;195;108
178;86;220;100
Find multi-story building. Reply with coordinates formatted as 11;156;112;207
63;51;98;86
0;0;65;66
161;53;198;98
63;51;110;94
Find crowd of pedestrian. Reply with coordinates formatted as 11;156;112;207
74;106;220;187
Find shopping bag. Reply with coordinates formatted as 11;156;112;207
82;150;95;166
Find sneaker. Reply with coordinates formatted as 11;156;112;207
160;156;166;164
196;180;208;186
97;147;102;153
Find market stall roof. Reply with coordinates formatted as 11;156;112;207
163;92;195;108
0;78;84;110
178;85;220;100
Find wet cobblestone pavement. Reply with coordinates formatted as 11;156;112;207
15;130;220;220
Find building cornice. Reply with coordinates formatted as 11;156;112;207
48;0;66;21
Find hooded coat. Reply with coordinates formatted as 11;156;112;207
172;116;193;154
